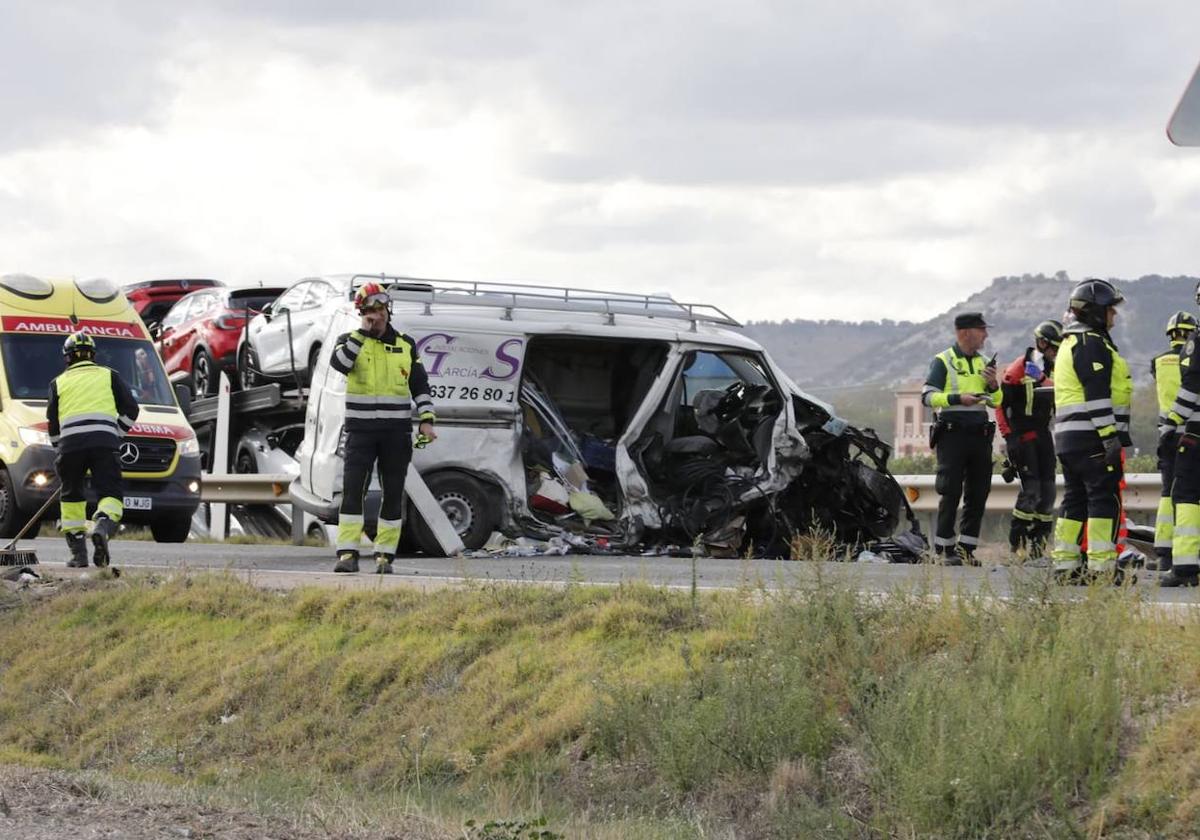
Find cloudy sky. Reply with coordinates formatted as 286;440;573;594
2;1;1199;323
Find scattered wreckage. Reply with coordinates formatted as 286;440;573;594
290;276;925;561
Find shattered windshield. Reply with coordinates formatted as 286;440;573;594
1;334;176;406
680;351;771;404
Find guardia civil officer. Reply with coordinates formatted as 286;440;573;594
330;282;437;574
1158;285;1200;587
1148;311;1196;572
997;319;1062;557
922;312;1002;565
1051;279;1132;583
47;332;140;568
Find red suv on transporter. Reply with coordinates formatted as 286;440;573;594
123;278;225;334
157;285;285;397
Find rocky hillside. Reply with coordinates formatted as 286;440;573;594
747;273;1200;387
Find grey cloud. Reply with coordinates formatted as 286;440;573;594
0;4;183;151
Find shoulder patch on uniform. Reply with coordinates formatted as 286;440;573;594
1092;361;1105;372
1188;339;1196;357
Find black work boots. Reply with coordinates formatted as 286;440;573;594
333;551;360;573
1160;568;1200;588
333;551;395;574
65;533;88;568
90;515;118;568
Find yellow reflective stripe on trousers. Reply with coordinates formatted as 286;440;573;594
1175;503;1200;568
1086;517;1118;569
1052;517;1084;570
1156;497;1175;548
96;496;123;523
374;517;402;556
337;513;364;552
60;500;87;534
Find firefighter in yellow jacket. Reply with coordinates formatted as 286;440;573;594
329;282;436;574
47;332;141;568
1158;282;1200;587
1149;311;1196;572
1051;279;1132;584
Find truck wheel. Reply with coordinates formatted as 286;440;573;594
193;348;216;397
151;513;192;543
0;469;27;539
238;346;263;389
410;472;497;554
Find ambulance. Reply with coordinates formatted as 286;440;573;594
0;274;202;540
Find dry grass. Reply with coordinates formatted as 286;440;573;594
0;569;1192;838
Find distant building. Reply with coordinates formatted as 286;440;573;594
893;380;1006;458
893;382;932;457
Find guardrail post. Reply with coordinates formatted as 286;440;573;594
210;372;231;541
291;504;304;545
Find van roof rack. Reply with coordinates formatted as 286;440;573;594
347;273;741;330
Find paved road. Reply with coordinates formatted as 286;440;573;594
10;538;1200;604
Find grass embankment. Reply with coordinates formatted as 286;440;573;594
0;571;1195;838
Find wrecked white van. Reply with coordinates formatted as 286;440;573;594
290;276;922;558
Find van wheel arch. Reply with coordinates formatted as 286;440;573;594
407;469;503;554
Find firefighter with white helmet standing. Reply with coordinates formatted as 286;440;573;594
1158;283;1200;587
1149;310;1197;572
329;282;437;574
47;331;140;568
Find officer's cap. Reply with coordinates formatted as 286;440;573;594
953;312;989;330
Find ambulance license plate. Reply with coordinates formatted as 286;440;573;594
123;496;152;510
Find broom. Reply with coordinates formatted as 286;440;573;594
0;488;61;566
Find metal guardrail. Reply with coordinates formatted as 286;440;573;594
200;473;293;504
894;473;1163;514
197;472;1168;515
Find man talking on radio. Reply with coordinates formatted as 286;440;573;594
329;282;436;574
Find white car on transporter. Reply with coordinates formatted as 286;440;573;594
289;275;921;557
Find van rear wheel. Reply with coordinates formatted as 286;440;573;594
151;513;192;543
410;473;496;554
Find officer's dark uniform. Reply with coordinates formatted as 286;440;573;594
329;295;435;574
1051;280;1131;581
46;332;140;568
1149;311;1195;572
922;312;1002;563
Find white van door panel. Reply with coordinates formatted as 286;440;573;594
612;344;686;530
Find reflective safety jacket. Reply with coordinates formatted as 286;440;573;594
1152;340;1186;431
1163;336;1200;436
921;344;1002;426
46;360;140;453
330;325;435;432
1053;324;1132;454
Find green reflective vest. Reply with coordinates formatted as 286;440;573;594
1153;341;1185;421
1053;328;1132;452
56;362;120;442
925;346;1002;417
